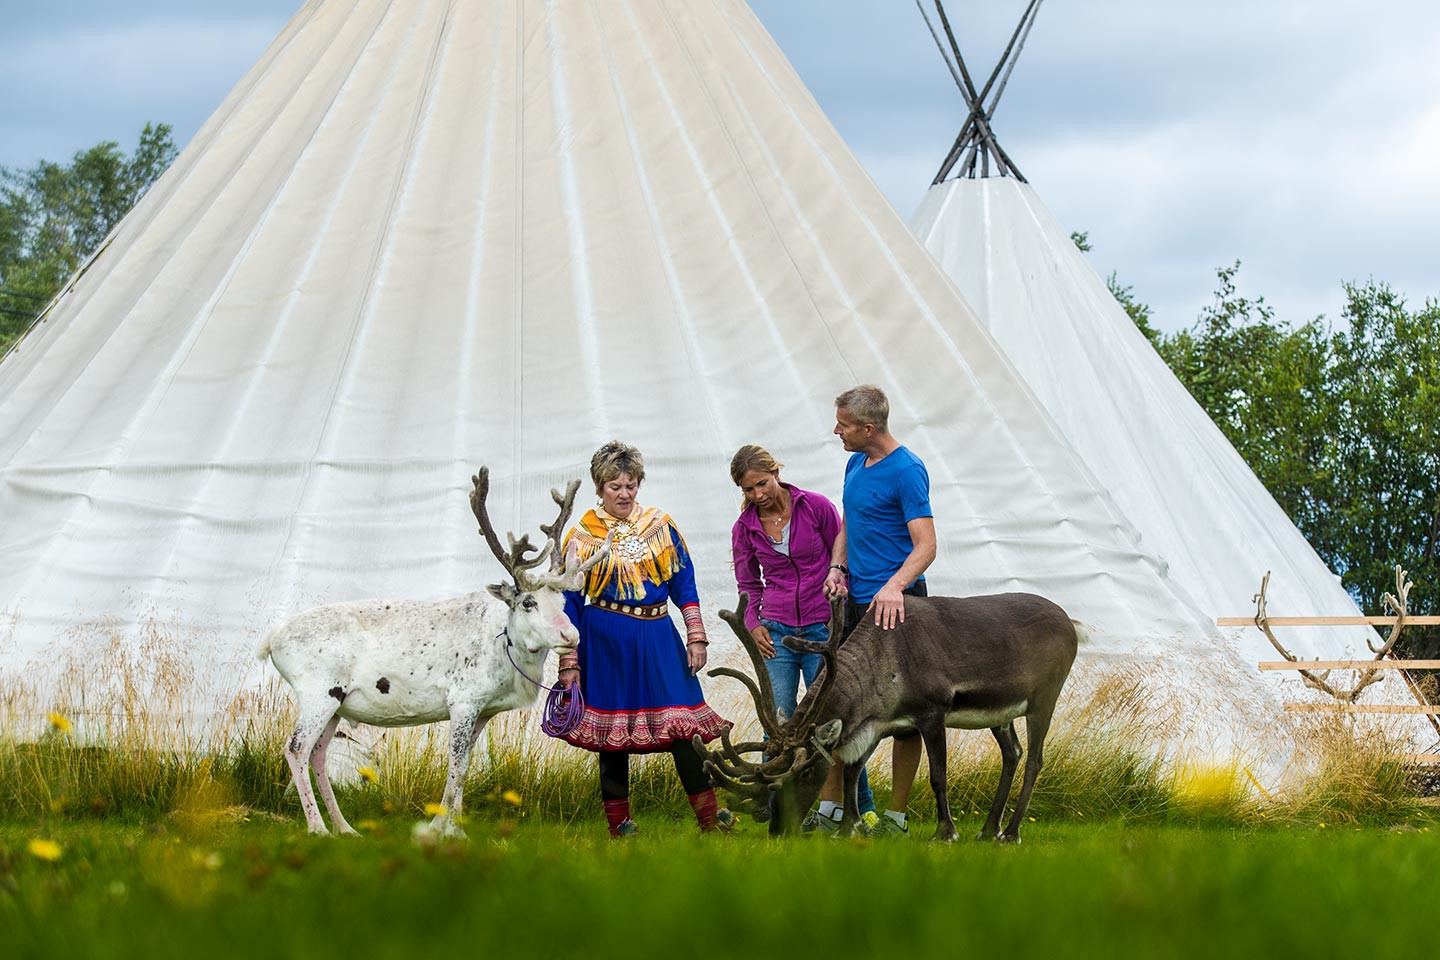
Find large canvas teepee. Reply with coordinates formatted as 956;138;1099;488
1;0;1255;727
907;0;1374;663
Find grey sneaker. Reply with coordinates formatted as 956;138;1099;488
801;810;842;835
869;814;909;839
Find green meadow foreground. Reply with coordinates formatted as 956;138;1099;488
3;814;1437;959
3;671;1431;958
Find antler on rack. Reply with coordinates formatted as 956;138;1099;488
1253;566;1413;703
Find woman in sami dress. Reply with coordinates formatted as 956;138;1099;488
558;441;732;837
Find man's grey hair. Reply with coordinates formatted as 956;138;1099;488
835;384;890;434
590;440;646;488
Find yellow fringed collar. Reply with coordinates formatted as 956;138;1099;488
566;506;684;600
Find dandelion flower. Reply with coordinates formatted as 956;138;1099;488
357;767;379;785
501;790;522;806
46;712;72;734
191;851;224;871
28;838;63;862
423;802;448;817
1027;816;1036;822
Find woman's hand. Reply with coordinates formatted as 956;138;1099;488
823;566;849;600
750;624;776;658
687;641;708;676
558;667;580;689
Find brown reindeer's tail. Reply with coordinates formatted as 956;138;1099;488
1070;620;1092;647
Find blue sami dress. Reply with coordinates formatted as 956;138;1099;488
560;506;730;753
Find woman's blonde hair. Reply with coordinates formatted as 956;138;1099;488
590;441;646;489
729;444;783;487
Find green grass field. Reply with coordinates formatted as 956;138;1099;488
3;810;1436;960
5;661;1434;958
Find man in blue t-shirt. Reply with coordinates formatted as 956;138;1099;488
819;384;936;839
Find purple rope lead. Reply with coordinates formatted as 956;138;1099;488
503;632;586;737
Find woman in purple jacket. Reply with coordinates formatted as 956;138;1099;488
729;445;874;828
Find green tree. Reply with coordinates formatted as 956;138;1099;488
1321;283;1440;623
1;123;177;354
1158;262;1333;543
1159;267;1440;657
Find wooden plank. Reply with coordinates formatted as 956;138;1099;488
1217;616;1440;626
1403;754;1440;764
1259;660;1440;671
1284;703;1440;715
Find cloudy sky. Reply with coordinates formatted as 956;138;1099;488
3;0;1437;331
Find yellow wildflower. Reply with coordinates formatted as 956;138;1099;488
501;790;522;806
46;712;72;734
28;838;63;861
423;802;448;817
357;767;378;785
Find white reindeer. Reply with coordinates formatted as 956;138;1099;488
257;467;606;837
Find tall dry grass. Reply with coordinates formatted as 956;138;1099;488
0;630;1433;828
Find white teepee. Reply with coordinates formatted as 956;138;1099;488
1;0;1260;734
907;0;1377;666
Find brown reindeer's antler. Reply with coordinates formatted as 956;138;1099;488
470;467;552;585
696;593;847;792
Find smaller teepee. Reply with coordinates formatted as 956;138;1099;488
908;0;1378;664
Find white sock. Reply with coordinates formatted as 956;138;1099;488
884;810;906;827
818;801;841;820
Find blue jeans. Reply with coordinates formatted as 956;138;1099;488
759;619;875;815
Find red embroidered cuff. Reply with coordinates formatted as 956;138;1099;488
682;604;708;645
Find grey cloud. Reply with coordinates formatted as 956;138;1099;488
3;0;1436;333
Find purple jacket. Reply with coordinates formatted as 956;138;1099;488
731;483;841;632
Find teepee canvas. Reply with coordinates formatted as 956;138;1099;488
907;0;1376;664
1;0;1262;731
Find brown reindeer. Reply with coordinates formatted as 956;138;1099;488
698;592;1081;843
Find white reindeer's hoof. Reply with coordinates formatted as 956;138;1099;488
336;825;361;838
411;821;439;847
306;824;331;837
436;817;468;840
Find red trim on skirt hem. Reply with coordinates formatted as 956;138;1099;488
561;703;731;754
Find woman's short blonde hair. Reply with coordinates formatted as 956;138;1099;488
729;445;783;486
590;441;646;488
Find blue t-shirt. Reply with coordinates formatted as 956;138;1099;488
842;446;932;604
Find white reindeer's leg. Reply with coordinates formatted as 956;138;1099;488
433;708;485;839
309;714;359;837
284;700;338;835
449;714;490;834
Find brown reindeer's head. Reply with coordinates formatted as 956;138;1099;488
470;467;610;655
695;593;848;836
